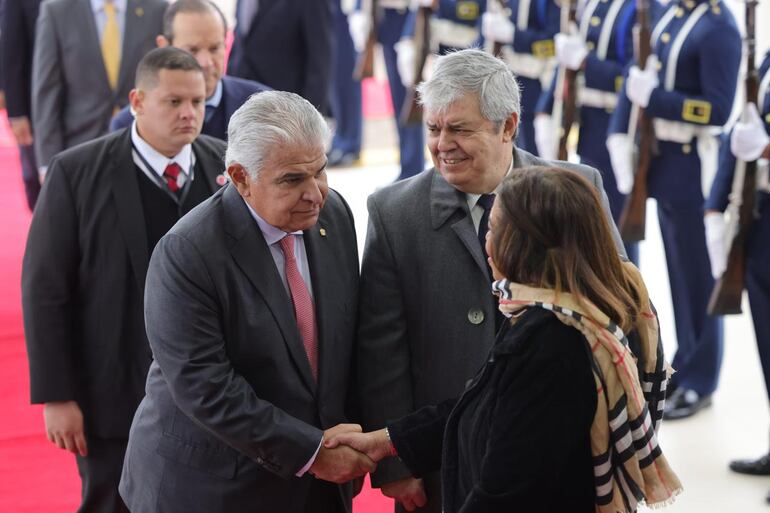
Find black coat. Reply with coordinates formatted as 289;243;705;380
0;0;41;118
21;129;227;438
389;308;598;513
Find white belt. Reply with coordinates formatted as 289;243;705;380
653;119;722;198
500;46;554;80
380;0;410;9
430;18;480;49
577;86;618;110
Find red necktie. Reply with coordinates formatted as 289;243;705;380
278;235;318;380
163;162;182;193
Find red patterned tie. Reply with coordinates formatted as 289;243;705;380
278;235;318;380
163;162;182;193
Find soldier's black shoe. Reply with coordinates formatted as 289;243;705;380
663;388;712;420
729;454;770;476
327;149;360;168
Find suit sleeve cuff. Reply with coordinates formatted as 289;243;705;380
295;437;323;477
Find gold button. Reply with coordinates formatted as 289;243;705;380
661;33;671;44
676;7;685;17
656;60;663;71
587;41;595;50
682;144;692;154
685;0;695;8
712;6;721;14
765;113;770;123
591;16;600;26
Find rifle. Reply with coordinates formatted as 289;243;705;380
707;0;760;315
490;0;512;57
555;0;579;161
399;2;435;126
353;0;378;80
617;0;655;242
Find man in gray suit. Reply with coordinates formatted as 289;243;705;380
32;0;166;174
356;48;625;513
120;91;373;513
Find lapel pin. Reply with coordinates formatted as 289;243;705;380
319;228;327;237
135;6;144;17
216;174;228;186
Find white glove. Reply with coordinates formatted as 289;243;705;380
606;133;634;194
731;103;770;162
481;12;514;45
348;10;370;54
555;31;587;70
395;39;417;87
704;212;727;279
626;55;659;108
416;0;435;7
534;114;557;161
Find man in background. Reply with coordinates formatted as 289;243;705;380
111;0;270;140
32;0;166;175
22;48;226;513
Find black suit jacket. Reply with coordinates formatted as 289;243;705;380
228;0;333;112
119;184;359;513
0;0;41;118
21;129;227;438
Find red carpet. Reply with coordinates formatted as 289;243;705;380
0;114;394;511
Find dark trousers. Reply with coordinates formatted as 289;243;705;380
75;437;130;513
746;194;770;402
330;0;363;156
379;8;425;180
19;144;41;211
304;479;346;513
516;76;542;157
657;200;723;396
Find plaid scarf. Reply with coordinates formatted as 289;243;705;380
492;262;682;512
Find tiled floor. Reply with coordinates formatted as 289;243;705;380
328;118;770;512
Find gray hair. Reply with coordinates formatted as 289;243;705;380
225;91;330;178
417;48;521;124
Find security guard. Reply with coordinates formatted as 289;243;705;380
705;50;770;487
533;0;664;264
328;0;364;168
481;0;559;155
349;0;426;180
607;0;742;419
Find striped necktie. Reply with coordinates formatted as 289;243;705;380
101;1;121;90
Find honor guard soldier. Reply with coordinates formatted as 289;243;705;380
607;0;742;419
400;0;485;55
706;50;770;485
481;0;560;155
533;0;665;263
348;0;426;179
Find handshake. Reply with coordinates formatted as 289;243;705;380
308;424;428;511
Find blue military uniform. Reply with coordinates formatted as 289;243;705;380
490;0;559;155
609;0;741;405
402;0;485;53
328;0;364;165
706;51;770;409
535;0;663;263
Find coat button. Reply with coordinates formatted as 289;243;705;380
682;144;692;154
467;308;485;325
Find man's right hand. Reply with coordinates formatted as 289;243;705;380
310;424;376;483
43;401;88;456
9;116;33;146
382;477;427;512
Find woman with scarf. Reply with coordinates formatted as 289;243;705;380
328;166;681;512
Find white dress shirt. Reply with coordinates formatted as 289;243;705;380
131;122;194;189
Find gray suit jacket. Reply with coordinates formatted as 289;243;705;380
355;147;624;512
120;184;360;513
31;0;165;167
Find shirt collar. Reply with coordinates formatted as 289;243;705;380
131;121;193;178
465;156;515;211
242;199;303;245
90;0;127;14
206;80;224;108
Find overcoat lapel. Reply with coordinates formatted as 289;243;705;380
109;130;150;294
222;185;317;395
429;170;490;278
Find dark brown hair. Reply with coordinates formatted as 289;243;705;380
135;47;203;90
490;166;642;331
